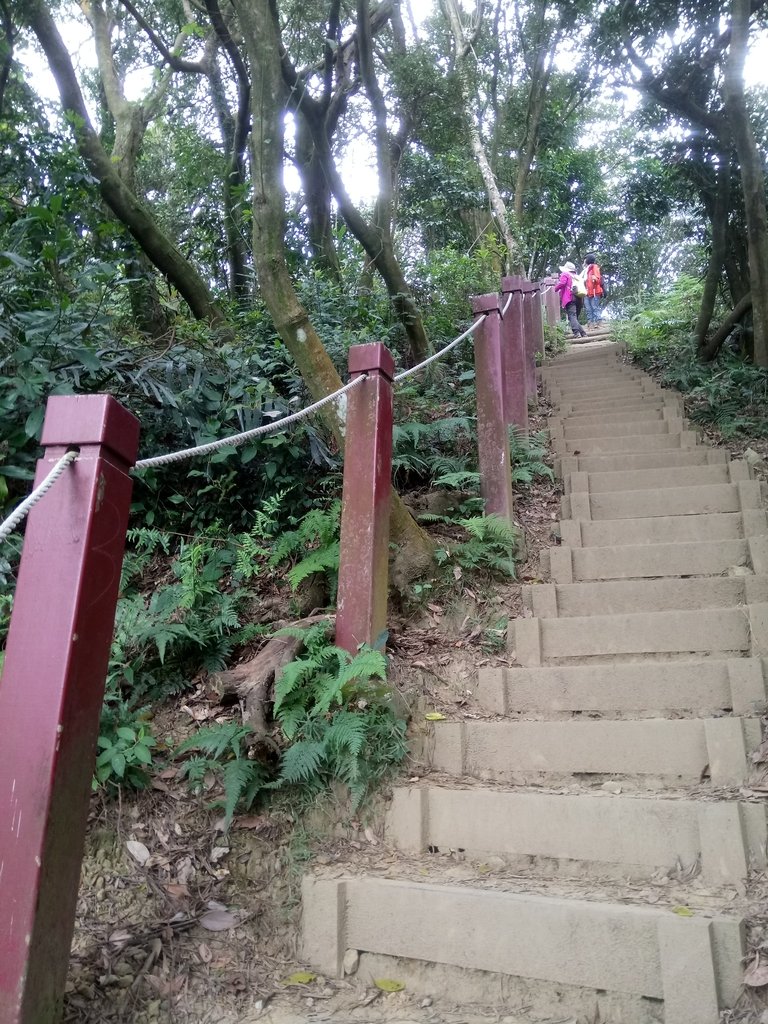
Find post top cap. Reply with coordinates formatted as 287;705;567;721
347;342;395;379
41;395;140;465
471;293;501;314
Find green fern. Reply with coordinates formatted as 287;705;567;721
269;502;340;596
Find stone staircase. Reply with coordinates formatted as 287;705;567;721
301;344;768;1024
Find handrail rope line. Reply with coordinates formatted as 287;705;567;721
501;292;513;317
394;314;488;383
135;374;367;470
0;450;79;544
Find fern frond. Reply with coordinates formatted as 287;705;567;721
286;541;340;590
220;758;264;828
434;470;481;489
278;739;326;784
175;721;254;760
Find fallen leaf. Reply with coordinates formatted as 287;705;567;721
199;910;237;932
108;929;133;949
745;955;768;988
163;883;189;899
281;971;316;986
210;846;229;864
126;840;150;866
672;906;694;917
425;712;446;721
198;943;213;964
364;826;378;846
426;603;443;614
374;978;405;992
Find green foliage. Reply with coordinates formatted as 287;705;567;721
272;625;406;808
94;723;156;791
436;514;520;577
619;278;768;438
269;501;341;596
175;722;269;829
392;416;474;487
509;429;554;486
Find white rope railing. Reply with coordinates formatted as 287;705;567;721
394;314;487;383
0;451;79;544
501;292;513;316
135;375;367;470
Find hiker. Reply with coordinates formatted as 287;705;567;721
554;261;587;338
583;252;604;329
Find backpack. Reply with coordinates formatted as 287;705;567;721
571;272;587;297
586;263;603;297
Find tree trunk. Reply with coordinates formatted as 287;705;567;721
725;0;768;366
439;0;522;273
294;112;342;283
699;292;753;362
27;0;225;325
695;163;730;354
232;0;435;583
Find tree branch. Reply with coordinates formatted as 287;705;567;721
114;0;208;73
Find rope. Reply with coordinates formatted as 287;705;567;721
0;450;79;544
394;314;487;383
135;375;367;470
501;292;513;316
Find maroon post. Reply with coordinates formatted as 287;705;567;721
336;343;394;655
0;395;139;1024
471;294;516;523
500;276;528;435
521;282;538;404
529;282;546;378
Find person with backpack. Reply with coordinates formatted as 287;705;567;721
583;252;604;329
554;260;587;338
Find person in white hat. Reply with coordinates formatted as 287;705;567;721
554;261;587;338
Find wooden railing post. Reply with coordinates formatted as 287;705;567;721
520;281;538;407
500;275;528;436
0;394;139;1024
529;281;545;381
335;343;394;654
471;294;516;524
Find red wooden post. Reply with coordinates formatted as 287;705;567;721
0;395;139;1024
500;276;528;435
335;343;394;654
529;281;545;378
521;281;537;405
471;294;516;523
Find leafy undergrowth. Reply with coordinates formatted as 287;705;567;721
617;275;768;441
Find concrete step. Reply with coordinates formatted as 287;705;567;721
560;480;762;521
476;658;768;716
386;785;767;884
543;536;768;582
550;384;659;403
523;575;768;618
559;510;767;547
555;447;728;477
302;874;744;1024
558;395;680;415
563;460;749;494
554;431;699;455
552;408;676;430
541;369;638;387
512;605;768;664
554;417;687;441
429;717;760;786
542;344;625;365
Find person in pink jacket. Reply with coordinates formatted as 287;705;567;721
554;261;587;338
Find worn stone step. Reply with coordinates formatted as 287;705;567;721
563;460;749;494
542;344;625;365
523;575;768;619
554;417;687;441
559;510;767;547
555;447;728;477
558;394;680;415
386;785;767;885
541;371;639;390
302;874;743;1024
429;717;760;786
554;431;699;455
560;481;762;521
513;605;768;665
543;536;768;582
547;374;652;392
550;384;659;404
552;408;677;431
476;658;768;716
